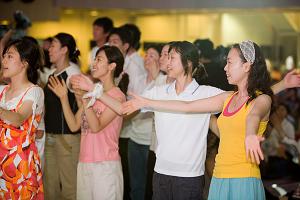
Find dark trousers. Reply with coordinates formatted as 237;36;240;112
152;172;204;200
119;138;130;200
128;139;150;200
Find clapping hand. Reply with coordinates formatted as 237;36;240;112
48;76;68;100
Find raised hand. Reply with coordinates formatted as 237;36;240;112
245;134;265;165
122;92;148;115
284;69;300;89
48;76;68;100
70;74;94;92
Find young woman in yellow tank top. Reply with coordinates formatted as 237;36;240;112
123;40;300;200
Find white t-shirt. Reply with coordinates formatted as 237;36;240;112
142;79;224;177
129;73;166;145
120;52;147;138
89;46;99;70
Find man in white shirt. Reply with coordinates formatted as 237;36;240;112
88;17;114;68
108;26;147;200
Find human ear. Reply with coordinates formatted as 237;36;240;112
109;62;117;71
22;60;29;69
243;62;251;72
61;46;68;55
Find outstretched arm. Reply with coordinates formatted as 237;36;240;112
245;94;272;164
123;91;232;115
271;69;300;94
71;74;124;115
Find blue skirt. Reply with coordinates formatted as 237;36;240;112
208;177;266;200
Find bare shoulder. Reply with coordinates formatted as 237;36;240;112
253;94;272;106
220;91;235;101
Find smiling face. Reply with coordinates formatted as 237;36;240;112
1;46;26;79
144;48;160;71
159;44;170;73
224;47;249;85
167;48;186;79
91;50;112;80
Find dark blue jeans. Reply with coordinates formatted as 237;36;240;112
128;139;150;200
152;172;205;200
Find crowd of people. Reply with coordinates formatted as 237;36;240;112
0;16;300;200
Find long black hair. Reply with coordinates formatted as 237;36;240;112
54;33;80;64
169;41;208;85
232;42;273;103
3;38;44;84
95;46;129;94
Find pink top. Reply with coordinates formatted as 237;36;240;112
79;87;126;163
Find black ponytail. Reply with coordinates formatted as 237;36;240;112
192;63;208;85
118;73;129;94
54;33;80;64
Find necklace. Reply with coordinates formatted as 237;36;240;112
231;93;249;111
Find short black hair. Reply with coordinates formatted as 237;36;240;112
193;38;214;59
121;24;141;50
109;27;132;46
93;17;114;34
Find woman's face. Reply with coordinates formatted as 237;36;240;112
144;48;160;71
91;50;110;79
1;46;25;79
159;45;170;73
49;38;66;64
224;48;247;85
167;48;185;79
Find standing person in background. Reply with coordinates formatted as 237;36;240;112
126;44;162;200
43;33;81;200
0;38;44;199
121;23;146;75
193;38;233;91
109;26;147;199
89;17;114;68
39;37;53;87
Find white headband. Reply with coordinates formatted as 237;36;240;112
239;40;255;64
